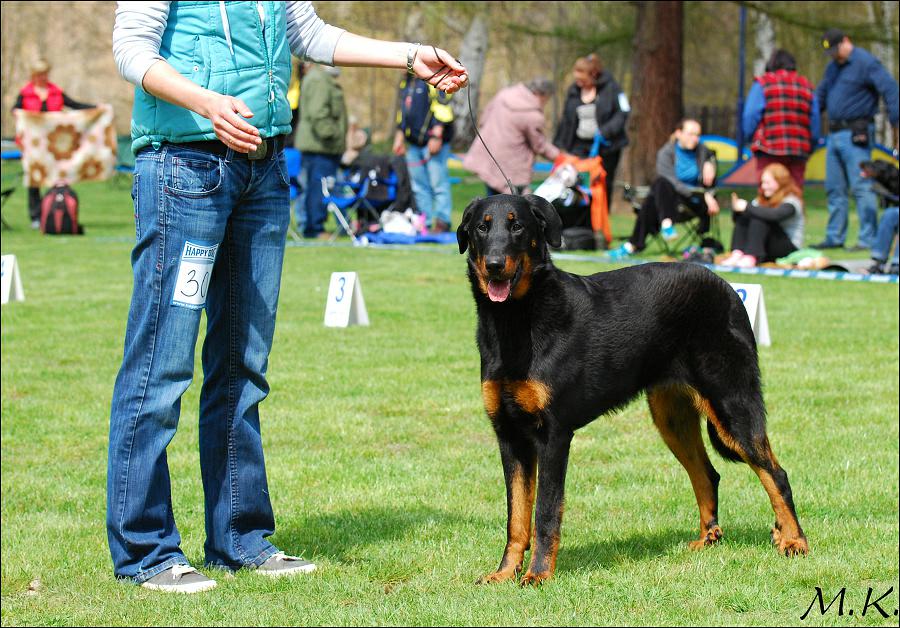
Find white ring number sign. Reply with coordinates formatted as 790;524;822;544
730;282;771;347
324;272;369;327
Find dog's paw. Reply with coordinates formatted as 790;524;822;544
519;570;551;587
476;569;518;585
773;532;809;557
688;525;723;550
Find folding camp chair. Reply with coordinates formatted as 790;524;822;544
622;182;722;256
283;147;303;242
320;160;402;243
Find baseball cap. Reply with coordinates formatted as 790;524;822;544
821;28;845;54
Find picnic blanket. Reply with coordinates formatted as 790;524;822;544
14;105;117;187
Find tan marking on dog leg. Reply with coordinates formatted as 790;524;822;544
481;380;502;419
480;466;536;584
751;465;809;556
508;380;551;414
648;386;723;550
694;394;748;462
521;530;560;586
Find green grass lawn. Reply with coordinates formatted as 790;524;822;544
1;167;898;626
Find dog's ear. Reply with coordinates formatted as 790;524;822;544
457;198;481;254
524;194;562;248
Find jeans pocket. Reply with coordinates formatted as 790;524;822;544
274;153;291;188
167;152;223;197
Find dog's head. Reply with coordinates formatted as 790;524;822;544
860;160;900;185
456;194;562;303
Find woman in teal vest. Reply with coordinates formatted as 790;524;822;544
109;1;467;593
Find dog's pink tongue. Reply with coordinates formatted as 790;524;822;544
488;280;511;302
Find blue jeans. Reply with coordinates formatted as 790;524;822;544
872;207;899;264
107;142;291;583
406;142;452;228
824;128;877;247
299;152;339;238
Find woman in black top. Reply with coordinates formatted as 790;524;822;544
553;53;630;219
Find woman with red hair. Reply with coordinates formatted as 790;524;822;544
724;163;805;267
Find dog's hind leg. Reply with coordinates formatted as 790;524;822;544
478;431;537;584
647;385;723;549
698;393;809;556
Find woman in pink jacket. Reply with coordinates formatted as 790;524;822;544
463;78;559;195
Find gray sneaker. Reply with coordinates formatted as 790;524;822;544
140;564;217;593
255;552;316;577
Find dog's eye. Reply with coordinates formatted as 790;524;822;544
511;223;524;233
477;223;489;234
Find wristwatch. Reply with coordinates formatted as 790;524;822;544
407;43;421;75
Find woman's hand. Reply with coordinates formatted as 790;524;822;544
731;192;748;213
199;93;261;153
705;191;720;216
413;46;468;94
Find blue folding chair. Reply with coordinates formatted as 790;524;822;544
283;147;303;241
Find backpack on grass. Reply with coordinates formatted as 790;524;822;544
40;183;83;235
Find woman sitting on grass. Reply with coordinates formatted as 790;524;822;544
724;162;804;267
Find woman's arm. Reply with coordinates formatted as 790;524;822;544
746;200;796;222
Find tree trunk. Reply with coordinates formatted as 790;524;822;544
753;9;776;77
867;0;898;146
450;16;489;152
627;1;684;186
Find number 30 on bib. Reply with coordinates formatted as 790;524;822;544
172;240;219;309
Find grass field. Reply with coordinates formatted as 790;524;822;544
1;165;898;626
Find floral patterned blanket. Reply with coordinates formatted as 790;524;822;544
14;105;117;187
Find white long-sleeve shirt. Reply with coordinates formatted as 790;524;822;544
112;1;345;87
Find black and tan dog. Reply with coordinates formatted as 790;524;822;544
457;194;808;586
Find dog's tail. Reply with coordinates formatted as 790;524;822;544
706;421;745;463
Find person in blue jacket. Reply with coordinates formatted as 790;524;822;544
109;1;467;593
812;28;899;252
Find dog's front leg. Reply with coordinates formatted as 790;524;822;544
478;432;537;584
521;428;573;586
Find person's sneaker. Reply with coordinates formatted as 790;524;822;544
255;552;317;578
810;240;843;250
30;219;40;230
887;263;899;276
866;260;885;275
660;223;678;242
735;254;758;268
844;243;869;253
140;565;217;594
606;244;632;262
721;250;744;266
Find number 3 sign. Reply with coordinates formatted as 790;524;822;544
324;272;369;327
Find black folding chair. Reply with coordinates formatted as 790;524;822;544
622;182;722;256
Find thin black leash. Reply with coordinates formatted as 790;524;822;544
426;46;516;195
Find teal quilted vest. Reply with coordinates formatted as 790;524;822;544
131;1;292;153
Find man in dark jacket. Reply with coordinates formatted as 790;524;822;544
813;28;899;252
553;53;629;216
609;119;719;259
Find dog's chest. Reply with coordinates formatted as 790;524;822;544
482;378;551;423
